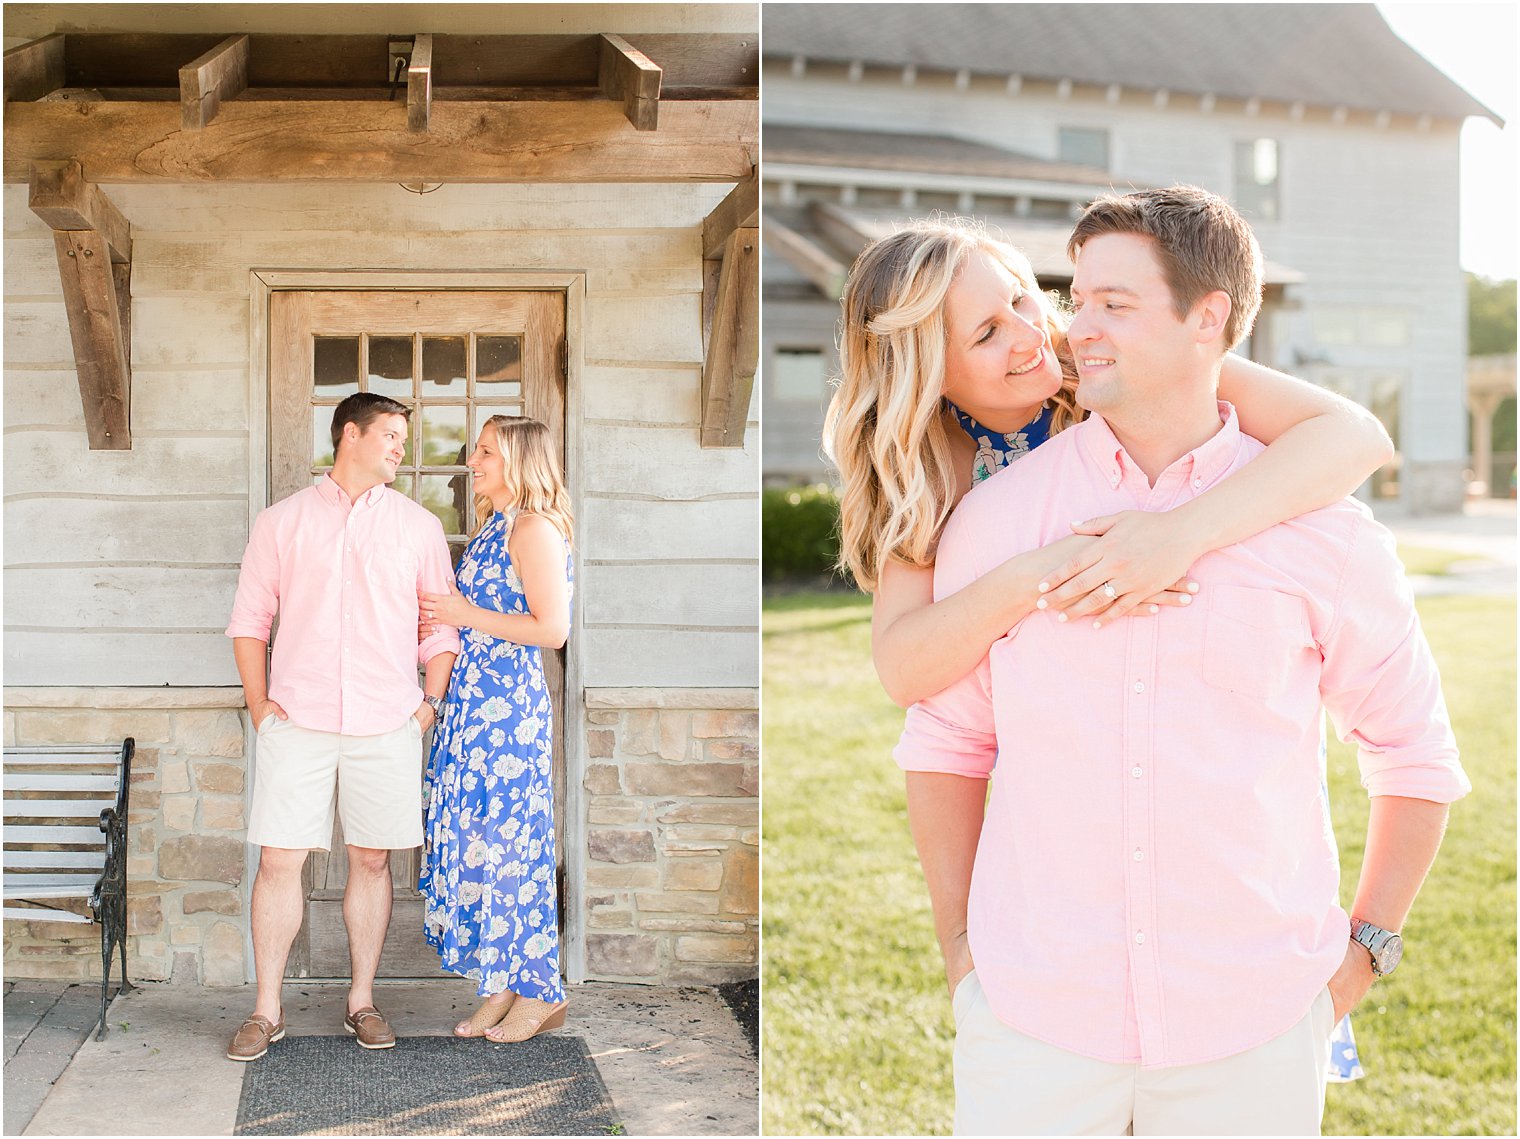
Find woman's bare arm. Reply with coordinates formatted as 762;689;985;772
419;515;570;648
871;532;1135;707
1038;353;1394;621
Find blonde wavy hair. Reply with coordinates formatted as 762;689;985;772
474;416;574;545
823;219;1082;592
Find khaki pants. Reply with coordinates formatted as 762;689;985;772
953;971;1335;1136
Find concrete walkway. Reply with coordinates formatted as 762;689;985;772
1378;499;1516;597
6;979;757;1136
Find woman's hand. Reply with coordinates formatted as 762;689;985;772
418;585;474;637
1035;510;1202;627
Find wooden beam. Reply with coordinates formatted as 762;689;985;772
702;168;758;258
810;200;873;261
407;34;432;133
28;160;132;263
51;229;132;450
4;100;756;183
4;34;66;103
763;217;848;301
599;33;661;132
179;34;248;130
701;227;758;448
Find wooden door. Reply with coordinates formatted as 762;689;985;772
267;289;567;978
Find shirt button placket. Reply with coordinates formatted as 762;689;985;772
1123;613;1164;1062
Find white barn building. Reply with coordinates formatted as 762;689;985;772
761;3;1502;511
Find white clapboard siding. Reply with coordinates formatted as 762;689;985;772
6;176;758;690
3;631;241;686
107;183;731;236
129;230;701;299
3;434;248;497
4;499;249;566
579;497;759;562
581;629;757;688
583;366;702;424
3;301;74;365
580;425;757;501
585;295;704;364
130;297;250;367
6;567;243;629
3;237;63;298
581;563;758;627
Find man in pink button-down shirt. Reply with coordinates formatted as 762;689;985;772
895;188;1469;1134
224;393;460;1061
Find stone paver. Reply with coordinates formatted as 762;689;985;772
19;979;757;1136
4;983;112;1136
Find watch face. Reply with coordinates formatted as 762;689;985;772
1376;933;1403;974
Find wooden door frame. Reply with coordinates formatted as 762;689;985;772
245;268;590;984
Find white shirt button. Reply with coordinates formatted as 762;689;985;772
1133;849;1145;861
1192;477;1203;488
1131;766;1143;778
1135;931;1146;944
1133;680;1145;694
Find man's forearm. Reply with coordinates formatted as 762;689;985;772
1350;794;1450;931
233;637;271;707
905;771;987;968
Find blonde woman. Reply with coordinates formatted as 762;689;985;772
824;219;1389;1082
417;416;573;1044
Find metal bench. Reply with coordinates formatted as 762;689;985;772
3;739;135;1039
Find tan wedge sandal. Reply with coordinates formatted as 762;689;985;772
454;992;517;1038
486;997;568;1043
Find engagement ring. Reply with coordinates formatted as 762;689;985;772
1102;582;1117;601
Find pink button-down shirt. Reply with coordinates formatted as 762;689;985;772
895;404;1469;1068
225;477;462;736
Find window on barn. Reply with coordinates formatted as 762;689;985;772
1058;127;1109;170
771;348;827;403
1234;138;1280;222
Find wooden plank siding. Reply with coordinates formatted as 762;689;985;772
3;181;758;690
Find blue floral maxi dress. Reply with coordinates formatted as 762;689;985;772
950;400;1364;1082
421;509;571;1002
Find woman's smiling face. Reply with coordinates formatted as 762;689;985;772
940;249;1064;431
466;424;509;503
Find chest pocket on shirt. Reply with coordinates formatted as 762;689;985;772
1202;584;1314;698
375;548;419;593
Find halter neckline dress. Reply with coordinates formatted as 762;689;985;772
420;507;572;1003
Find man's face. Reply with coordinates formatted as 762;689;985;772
343;412;408;485
1067;233;1208;421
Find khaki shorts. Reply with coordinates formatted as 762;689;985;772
246;715;424;851
953;970;1335;1136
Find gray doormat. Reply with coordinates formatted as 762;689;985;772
234;1034;618;1136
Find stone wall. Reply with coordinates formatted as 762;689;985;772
3;689;249;987
580;688;759;985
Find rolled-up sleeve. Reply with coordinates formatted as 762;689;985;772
225;509;280;641
1320;515;1470;803
417;521;463;665
892;499;998;778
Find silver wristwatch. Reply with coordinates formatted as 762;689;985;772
423;694;444;716
1349;917;1403;976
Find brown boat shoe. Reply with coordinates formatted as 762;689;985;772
227;1012;285;1062
343;1005;397;1049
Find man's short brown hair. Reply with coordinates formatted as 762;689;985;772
331;392;410;453
1068;186;1264;349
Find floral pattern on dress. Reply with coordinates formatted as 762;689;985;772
420;508;572;1001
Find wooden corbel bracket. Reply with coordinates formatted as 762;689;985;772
29;160;132;450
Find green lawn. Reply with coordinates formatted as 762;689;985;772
761;585;1516;1136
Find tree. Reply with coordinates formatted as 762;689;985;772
1468;273;1517;357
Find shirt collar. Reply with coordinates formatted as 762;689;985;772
316;474;387;509
1080;401;1243;491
